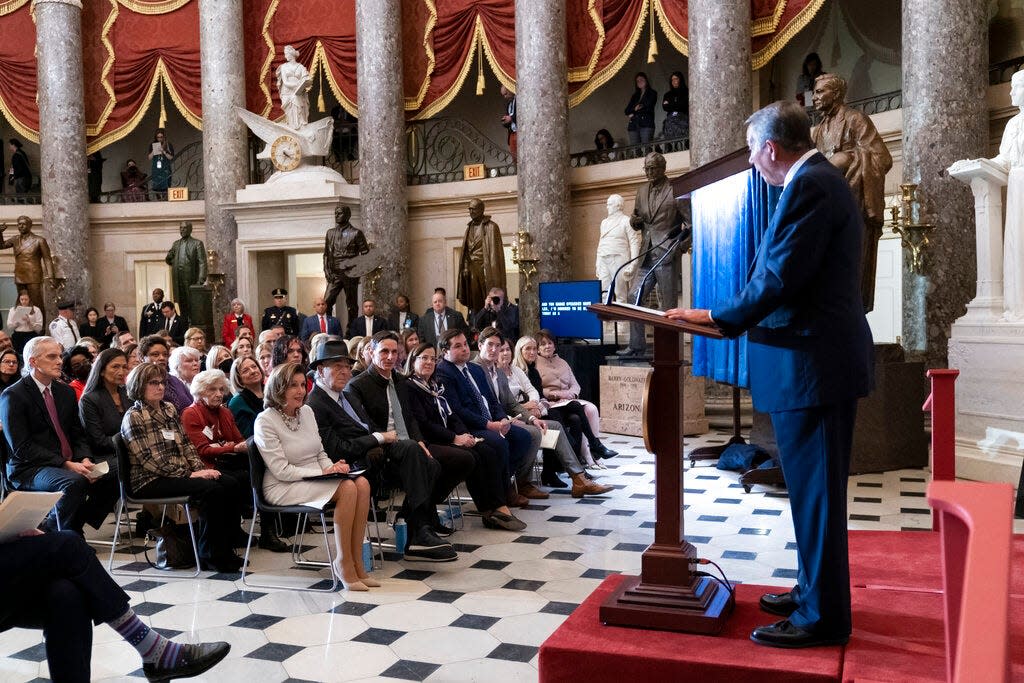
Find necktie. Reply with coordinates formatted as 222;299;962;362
319;315;326;333
66;318;78;342
42;387;73;460
386;380;410;439
436;313;445;338
339;393;369;432
165;317;171;331
462;366;490;418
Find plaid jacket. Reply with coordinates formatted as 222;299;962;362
120;400;203;493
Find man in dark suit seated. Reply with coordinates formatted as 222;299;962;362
346;298;390;339
668;100;873;649
434;328;535;508
0;336;119;533
387;293;420;332
158;301;188;346
306;336;455;562
299;296;342;342
418;288;468;347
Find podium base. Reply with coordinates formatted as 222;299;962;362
600;574;735;634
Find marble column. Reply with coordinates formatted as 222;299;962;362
515;0;571;335
687;0;751;167
199;0;248;305
356;0;408;313
902;0;988;366
33;0;90;312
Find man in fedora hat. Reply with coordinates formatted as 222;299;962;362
261;288;299;335
306;337;456;563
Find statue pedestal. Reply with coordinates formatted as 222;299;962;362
236;165;348;203
599;364;708;437
188;284;214;346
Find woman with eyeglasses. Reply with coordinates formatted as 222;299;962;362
0;349;21;391
120;362;244;573
62;345;93;401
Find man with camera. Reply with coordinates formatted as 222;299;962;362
470;287;519;341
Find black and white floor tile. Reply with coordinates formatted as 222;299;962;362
3;430;1018;682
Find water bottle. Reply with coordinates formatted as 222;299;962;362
362;539;373;569
393;520;407;554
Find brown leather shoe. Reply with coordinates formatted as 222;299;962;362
506;487;530;507
517;481;550;500
571;473;613;498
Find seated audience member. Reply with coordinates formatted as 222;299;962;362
348;331;473;532
470;287;520;340
346;298;389;339
182;370;286;552
434;329;535;508
120;362;244;572
388;293;419;332
398;328;419;369
256;340;274;376
78;306;103;344
111;330;135;351
271;335;307;371
476;328;610;497
139;335;191;414
300;296;341;341
0;336;118;533
169;345;202;389
0;330;12;354
593;128;618;162
222;298;255;347
255;361;376;589
0;348;22;391
308;332;330;361
122;342;141;372
120;158;148;202
237;327;255;343
79;337;102;357
158;301;187;345
404;342;525;531
306;336;455;562
351;337;372;376
49;301;81;352
206;344;232;375
7;290;43;354
183;327;207;368
231;335;254;361
418;289;468;347
0;532;229;683
228;355;266;439
62;345;93;401
534;329;616;460
79;348;129;466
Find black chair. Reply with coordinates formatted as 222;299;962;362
0;437;11;503
107;434;202;578
242;438;338;591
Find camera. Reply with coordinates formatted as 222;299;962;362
491;296;501;305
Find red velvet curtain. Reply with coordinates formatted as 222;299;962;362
0;2;38;139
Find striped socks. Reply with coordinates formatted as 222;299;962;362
109;609;184;667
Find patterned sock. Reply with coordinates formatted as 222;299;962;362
109;609;183;667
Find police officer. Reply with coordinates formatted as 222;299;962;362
261;288;299;335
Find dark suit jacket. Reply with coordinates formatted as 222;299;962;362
472;359;529;421
78;386;128;462
0;376;92;482
404;380;469;445
387;310;420;332
346;315;390;339
417;308;468;346
161;315;188;345
435;358;506;432
139;302;164;336
305;384;380;463
300;314;342;341
712;153;874;413
98;315;130;347
344;368;424;443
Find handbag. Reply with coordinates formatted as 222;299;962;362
145;522;196;569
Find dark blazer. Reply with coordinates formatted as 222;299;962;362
344;368;424;442
387;310;420;332
625;88;658;129
305;384;380;462
346;315;390;339
712;153;874;413
78;386;128;462
0;376;92;482
472;359;529;421
300;314;342;341
98;316;130;347
417;308;468;346
405;379;469;446
139;302;164;336
434;358;505;432
160;315;188;345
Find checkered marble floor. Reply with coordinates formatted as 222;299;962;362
2;429;1016;683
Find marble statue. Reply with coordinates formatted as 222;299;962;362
323;204;371;323
165;221;208;319
596;194;641;302
276;45;312;131
811;73;893;312
950;70;1024;318
457;198;506;313
0;215;54;319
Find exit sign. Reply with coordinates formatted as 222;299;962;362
167;187;189;201
463;164;486;180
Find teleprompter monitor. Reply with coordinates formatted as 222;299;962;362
538;280;603;341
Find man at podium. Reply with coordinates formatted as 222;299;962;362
668;101;873;649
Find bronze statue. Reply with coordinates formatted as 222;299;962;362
164;221;208;319
812;73;893;311
323;204;370;324
0;216;54;320
457;198;506;313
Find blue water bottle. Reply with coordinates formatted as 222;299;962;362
362;539;373;569
393;520;407;554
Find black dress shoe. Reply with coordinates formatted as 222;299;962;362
258;529;290;553
759;591;798;616
540;470;569;488
143;641;231;682
481;511;527;531
750;620;849;649
590;442;618;459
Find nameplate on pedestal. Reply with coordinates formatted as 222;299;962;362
167;187;189;201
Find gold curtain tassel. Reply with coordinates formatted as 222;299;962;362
317;61;326;112
158;78;167;128
475;38;485;95
647;1;658;63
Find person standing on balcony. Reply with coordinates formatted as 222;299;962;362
147;128;174;199
500;85;517;162
662;71;689;141
7;139;32;194
625;72;657;146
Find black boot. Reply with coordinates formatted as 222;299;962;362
590;440;618;459
540;467;569;488
258;526;290;553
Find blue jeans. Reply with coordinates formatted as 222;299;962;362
628;126;655;146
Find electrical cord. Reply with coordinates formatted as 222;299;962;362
690;557;736;599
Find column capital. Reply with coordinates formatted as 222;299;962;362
32;0;83;9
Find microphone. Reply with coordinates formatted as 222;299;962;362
605;226;686;305
632;226;692;306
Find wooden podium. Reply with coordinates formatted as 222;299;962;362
589;303;735;634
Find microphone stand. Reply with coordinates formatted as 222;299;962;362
633;228;691;306
605;227;684;305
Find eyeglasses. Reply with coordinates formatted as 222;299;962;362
146;380;166;387
416;356;437;364
0;359;18;365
